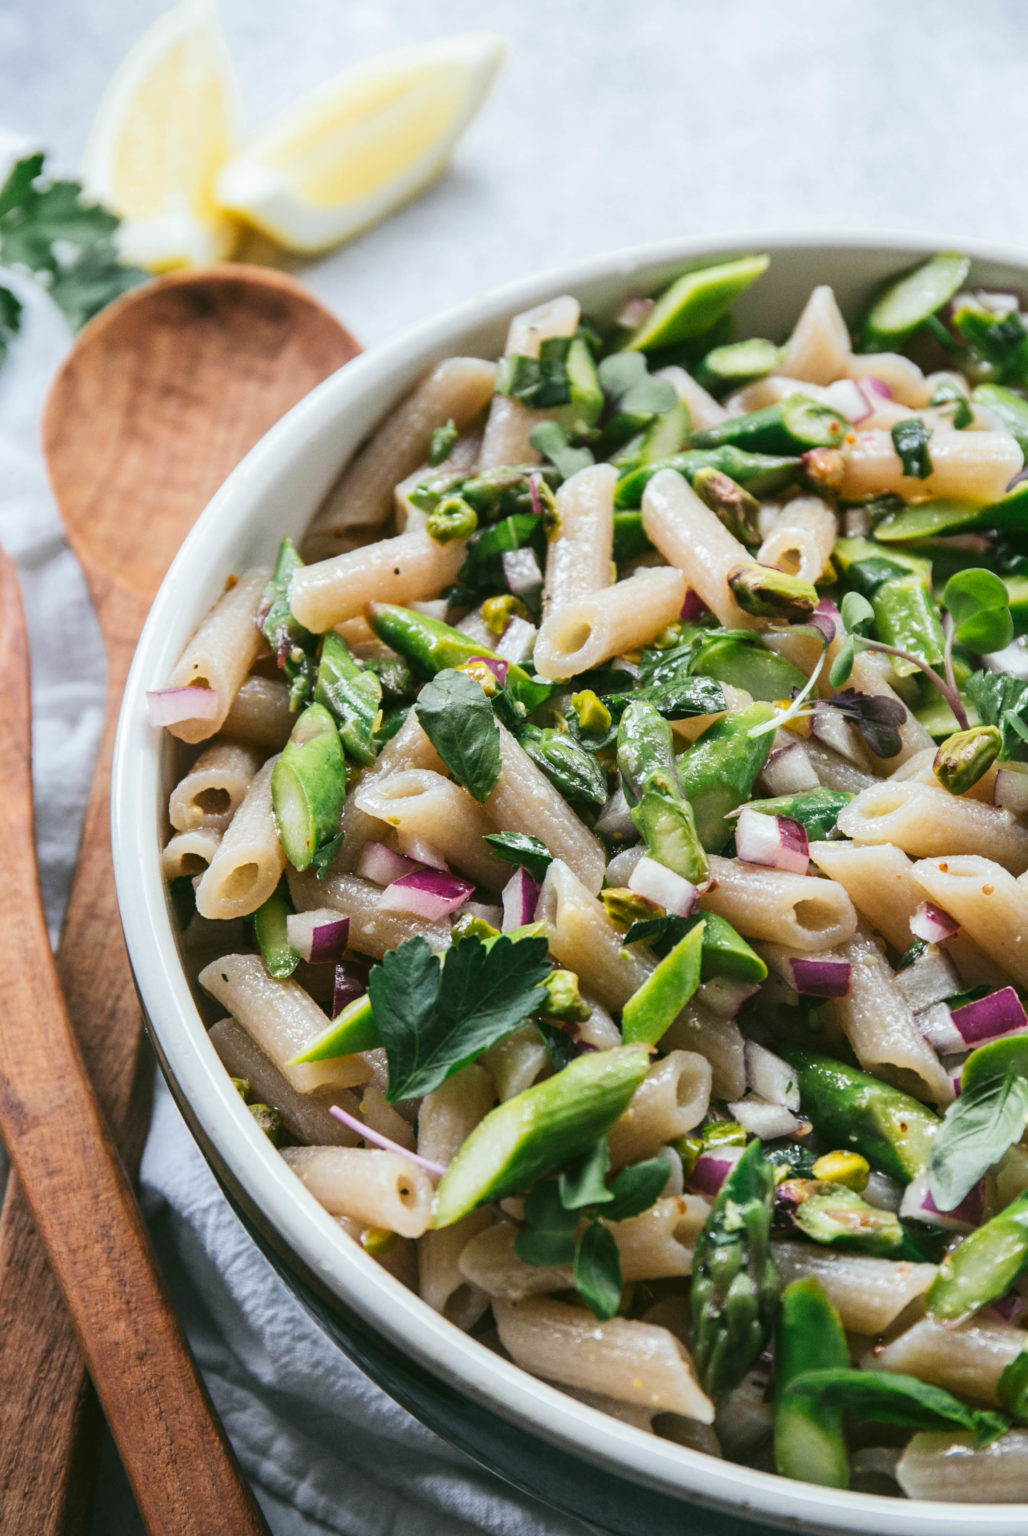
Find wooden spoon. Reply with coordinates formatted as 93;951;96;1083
0;266;359;1531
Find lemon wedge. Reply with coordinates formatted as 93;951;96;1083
214;32;506;254
82;0;240;271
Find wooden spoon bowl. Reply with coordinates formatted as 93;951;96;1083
0;264;359;1533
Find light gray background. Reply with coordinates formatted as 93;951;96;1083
2;0;1026;1530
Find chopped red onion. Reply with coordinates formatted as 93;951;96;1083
744;1040;801;1110
605;846;645;888
915;1001;963;1056
146;685;219;727
329;1104;447;1176
627;854;699;916
810;706;864;764
596;786;637;841
396;833;450;871
989;1291;1026;1325
680;589;711;623
910;901;959;944
859;375;893;403
332;960;368;1016
699;976;760;1019
729;1095;802;1141
379;869;474;921
735;807;810;875
900;1173;984;1232
494;616;537;662
528;473;545;519
788;956;852;998
810;597;840;644
896;944;960;1012
502;547;543;595
762;743;820;796
501;867;541;931
688;1144;744;1197
286;909;350;965
950;986;1028;1047
995;767;1028;814
357;840;422;887
820;379;871;424
617;295;655;329
471;654;509;687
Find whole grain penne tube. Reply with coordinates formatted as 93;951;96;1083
897;1431;1028;1503
478;295;580;469
209;1017;361;1147
823;931;954;1106
838;427;1022;503
354;769;507;890
756;496;836;582
199;954;372;1094
874;1316;1026;1406
164;567;270;743
195;757;286;920
481;1024;550;1101
911;855;1028;988
838;780;1028;875
418;1209;492;1329
169;741;262;832
303;357;498;559
280;1146;434;1238
487;726;606;894
778;285;851;384
289;530;465;632
662;1003;746;1101
493;1297;714;1421
772;1244;936;1334
541;462;616;619
699;857;857;951
221;674;294;750
288;867;453;958
641;468;761;630
844;350;926;407
608;1052;711;1167
161;827;221;880
535;859;655;1009
335;709;445;872
656;365;726;431
534;565;686;681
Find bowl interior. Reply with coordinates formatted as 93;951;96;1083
113;232;1028;1536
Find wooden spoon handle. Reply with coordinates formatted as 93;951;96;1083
0;550;269;1536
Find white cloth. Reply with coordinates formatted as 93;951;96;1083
5;0;1028;1527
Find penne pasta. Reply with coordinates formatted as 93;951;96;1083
169;741;262;832
487;727;606;894
778;285;851;385
699;857;858;952
897;1431;1028;1503
756;496;836;583
641;469;761;630
494;1297;714;1421
772;1244;936;1334
479;295;580;469
281;1146;434;1238
837;427;1022;503
874;1316;1026;1406
161;827;221;880
656;365;727;431
221;674;294;750
838;780;1028;875
209;1017;361;1147
911;855;1028;988
662;1002;747;1102
536;859;655;1009
354;769;507;890
608;1052;712;1167
541;462;616;625
289;867;453;958
534;565;685;681
164;567;270;743
194;757;287;920
288;529;465;633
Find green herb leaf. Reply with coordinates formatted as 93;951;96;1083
783;1368;1009;1447
428;419;458;466
559;1137;613;1209
261;537;318;709
966;671;1028;761
998;1351;1028;1425
953;302;1028;387
0;153;44;220
928;1044;1028;1211
944;569;1014;654
536;1018;577;1071
930;379;973;429
310;830;345;879
840;591;875;634
573;1220;624;1320
0;280;22;364
530;420;595;479
829;689;907;759
415;668;502;801
483;831;554;883
370;933;551;1101
828;635;857;689
598;352;676;416
515;1181;578;1266
496;337;573;408
603;1157;670;1221
891;417;933;479
518;724;608;808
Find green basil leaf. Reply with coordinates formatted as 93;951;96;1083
966;671;1028;761
415;668;502;802
891;417;933;479
603;1157;671;1221
783;1368;1009;1447
536;1019;577;1072
840;591;875;634
828;635;857;689
573;1220;624;1320
0;279;23;364
515;1181;578;1267
944;569;1014;653
483;831;554;883
530;420;595;480
370;933;551;1101
927;1067;1028;1211
518;725;608;808
998;1351;1028;1425
559;1137;613;1209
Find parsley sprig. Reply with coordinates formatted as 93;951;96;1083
0;152;145;362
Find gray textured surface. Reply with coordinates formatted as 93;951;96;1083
2;1;1027;1531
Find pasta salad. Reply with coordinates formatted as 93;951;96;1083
152;250;1028;1501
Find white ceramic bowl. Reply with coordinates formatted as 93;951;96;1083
114;233;1028;1536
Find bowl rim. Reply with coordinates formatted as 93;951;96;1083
113;227;1028;1534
